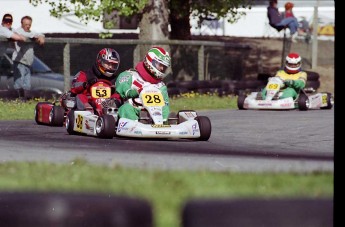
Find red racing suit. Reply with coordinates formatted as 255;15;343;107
70;64;121;111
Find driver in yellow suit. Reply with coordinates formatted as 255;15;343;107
259;52;307;100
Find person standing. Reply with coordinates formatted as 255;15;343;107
0;14;26;56
12;15;45;101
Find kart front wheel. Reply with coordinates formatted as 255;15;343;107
66;109;76;135
237;94;246;110
95;115;116;139
196;116;211;141
298;94;309;111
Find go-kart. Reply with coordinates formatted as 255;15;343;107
237;77;334;111
34;92;75;126
116;84;212;141
65;80;119;139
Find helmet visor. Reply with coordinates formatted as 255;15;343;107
102;59;119;73
152;59;168;74
286;61;300;69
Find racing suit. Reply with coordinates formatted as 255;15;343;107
261;69;307;100
70;64;121;111
115;61;170;121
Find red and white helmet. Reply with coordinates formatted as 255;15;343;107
143;46;171;80
285;52;301;74
96;48;120;77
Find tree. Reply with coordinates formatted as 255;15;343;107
31;0;253;41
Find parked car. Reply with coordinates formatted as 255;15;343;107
0;48;71;100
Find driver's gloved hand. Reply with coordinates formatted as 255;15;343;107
284;80;295;87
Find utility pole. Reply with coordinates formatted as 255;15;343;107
311;0;319;69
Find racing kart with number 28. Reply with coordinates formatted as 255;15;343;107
237;77;334;111
116;84;212;141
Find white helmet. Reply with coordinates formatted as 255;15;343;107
143;46;171;80
285;52;301;74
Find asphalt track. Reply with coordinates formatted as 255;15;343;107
0;109;334;173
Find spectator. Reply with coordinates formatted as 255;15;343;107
70;48;122;112
282;2;295;19
0;14;26;56
267;0;299;42
12;15;45;101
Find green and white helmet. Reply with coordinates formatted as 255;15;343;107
143;46;171;80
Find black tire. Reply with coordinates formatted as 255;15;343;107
34;102;52;125
320;92;334;109
298;93;309;111
95;115;116;139
182;198;332;227
305;70;320;81
196;116;211;141
237;94;246;110
0;192;153;227
66;109;76;134
50;106;65;126
305;80;320;90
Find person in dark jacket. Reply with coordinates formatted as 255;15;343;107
267;0;299;41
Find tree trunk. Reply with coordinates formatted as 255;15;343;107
135;0;170;63
169;0;192;40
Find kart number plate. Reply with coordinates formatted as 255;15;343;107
142;92;164;107
267;83;279;90
91;86;111;98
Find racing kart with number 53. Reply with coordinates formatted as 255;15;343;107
65;80;120;139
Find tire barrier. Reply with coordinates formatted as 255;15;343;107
0;192;153;227
182;198;333;227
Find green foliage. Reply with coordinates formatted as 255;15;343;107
0;160;333;227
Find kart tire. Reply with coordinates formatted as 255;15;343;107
50;106;65;126
0;191;153;227
320;92;334;109
34;102;52;125
182;198;332;227
66;109;77;135
196;116;211;141
237;94;246;110
298;94;309;111
95;115;116;139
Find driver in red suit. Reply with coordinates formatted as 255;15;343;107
70;48;122;112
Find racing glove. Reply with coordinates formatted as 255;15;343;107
284;80;295;87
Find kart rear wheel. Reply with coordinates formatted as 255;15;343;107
34;102;51;125
95;115;116;139
49;106;65;126
66;109;77;135
196;116;211;141
320;92;334;109
298;94;309;111
237;94;246;110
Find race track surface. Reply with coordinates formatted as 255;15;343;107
0;109;334;173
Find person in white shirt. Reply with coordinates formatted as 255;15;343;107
0;14;26;56
12;15;45;101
